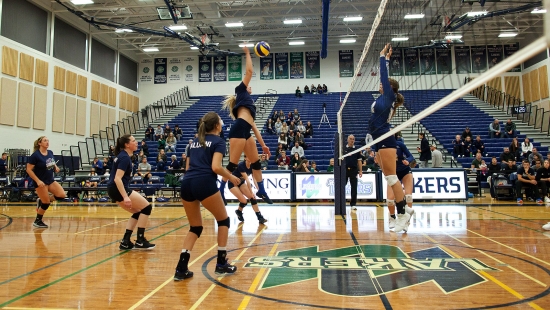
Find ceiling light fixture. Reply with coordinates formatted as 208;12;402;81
445;35;462;39
343;16;363;22
143;47;159;52
340;39;356;43
169;25;188;30
498;33;518;38
71;0;94;4
288;41;305;45
190;46;199;50
225;22;244;27
391;37;409;41
284;19;302;24
467;11;487;17
404;13;425;19
238;43;254;47
115;28;133;33
532;8;547;14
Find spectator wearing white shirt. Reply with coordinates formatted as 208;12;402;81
430;145;443;168
522;137;533;160
291;142;305;158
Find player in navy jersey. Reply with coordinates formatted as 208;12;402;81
378;133;415;232
220;46;273;205
107;135;155;250
27;136;66;228
228;156;267;224
369;43;410;233
174;112;241;281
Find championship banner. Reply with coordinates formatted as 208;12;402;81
381;169;468;200
227;55;242;81
339;50;354;77
504;43;521;72
420;48;435;75
295;173;378;200
213;56;227;82
139;59;153;84
305;51;321;79
260;55;274;80
290;52;304;79
389;49;403;76
471;46;487;73
404;49;419;76
167;58;182;83
487;45;503;70
435;48;452;74
154;58;167;84
182;56;196;82
199;56;212;82
274;53;289;79
454;46;471;74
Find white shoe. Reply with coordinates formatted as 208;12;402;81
403;207;415;232
389;217;396;231
351;206;357;211
394;213;411;233
543;222;550;231
545;197;550;203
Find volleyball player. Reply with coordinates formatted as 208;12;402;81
27;136;66;228
229;156;267;224
382;133;415;232
369;43;411;232
174;112;241;281
220;46;273;204
107;135;155;250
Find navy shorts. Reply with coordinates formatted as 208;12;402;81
372;134;397;150
228;118;252;140
396;167;412;181
107;186;133;203
228;178;246;190
180;176;219;202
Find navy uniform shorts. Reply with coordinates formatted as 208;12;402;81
396;167;412;181
228;118;252;140
180;176;219;202
107;186;133;203
372;133;397;150
228;178;246;190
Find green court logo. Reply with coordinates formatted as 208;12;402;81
244;245;497;296
171;66;179;72
143;67;150;73
186;65;193;72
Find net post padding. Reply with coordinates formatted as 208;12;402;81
337;0;390;165
333;132;346;215
340;37;549;160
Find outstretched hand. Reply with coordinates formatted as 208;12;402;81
262;145;271;159
386;46;393;59
380;43;391;56
242;46;250;54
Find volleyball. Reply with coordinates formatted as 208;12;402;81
254;41;270;57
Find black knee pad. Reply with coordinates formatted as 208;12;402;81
189;226;203;238
251;160;262;170
217;217;230;228
53;195;65;201
250;198;258;205
40;203;50;211
226;162;238;172
140;205;152;215
239;201;247;208
131;212;140;220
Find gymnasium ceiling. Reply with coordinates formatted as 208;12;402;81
43;0;546;58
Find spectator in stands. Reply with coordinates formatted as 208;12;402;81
103;157;112;173
365;132;373;146
185;139;193;157
295;131;306;149
417;132;431;168
293;108;301;122
297;121;306;135
430;145;443;168
311;84;317;94
473;135;487;156
286;111;293;124
278;110;285;122
547;152;550;162
295;86;302;98
271;111;279;123
275;143;284;159
503;119;517;138
291;141;305;158
266;119;275;135
529;147;543;165
165;133;177;153
516;159;541;204
509;137;520;161
480;159;487;173
168;155;180;170
521;137;533;159
499;147;516;169
532;159;542;171
289;120;296;132
281;123;288;135
260;154;269;170
304;85;310;94
287;130;296;146
140;140;149;157
536;159;550;203
317;84;323;94
156;149;167;171
310;161;319;172
486;157;502;187
109;145;115;158
177;153;186;172
365;150;378;171
327;158;334;172
278;133;287;150
305;121;314;138
164;124;172;139
92;157;104;175
323;84;328;93
145;125;154;141
136;157;152;184
173;125;183;141
277;151;290;170
463;136;473;158
87;168;98;188
471;153;483;170
274;119;282;135
489;119;501;138
461;127;473;141
1;153;9;177
195;118;201;132
452;135;464;158
298;159;310;172
502;160;518;175
154;125;164;141
290;152;301;171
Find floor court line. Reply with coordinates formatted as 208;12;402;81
74;219;128;234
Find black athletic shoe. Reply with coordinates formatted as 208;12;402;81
119;239;134;250
215;260;237;275
235;209;244;222
258;215;267;224
256;191;273;204
33;220;48;229
174;269;193;281
134;238;156;250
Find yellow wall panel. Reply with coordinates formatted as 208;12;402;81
90;103;100;134
109;87;116;107
504;76;520;99
52;92;65;133
539;65;549;99
522;73;531;103
33;87;47;130
35;59;48;86
0;78;17;126
77;75;87;98
119;91;127;110
100;83;109;104
126;93;133;111
530;70;540;102
2;46;18;77
64;96;76;134
108;108;116;127
66;71;77;95
19;53;34;82
54;66;66;91
17;82;33;128
76;99;86;136
91;80;100;102
100;105;108;130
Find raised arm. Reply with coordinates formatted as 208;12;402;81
379;43;393;96
242;47;253;86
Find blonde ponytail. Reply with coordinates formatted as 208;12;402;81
33;136;46;152
221;95;237;120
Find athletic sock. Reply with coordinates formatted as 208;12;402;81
220;180;227;191
123;229;133;241
137;227;145;241
390;214;396;219
178;251;191;271
217;247;227;265
396;200;406;214
257;180;266;193
35;214;43;221
255;211;262;218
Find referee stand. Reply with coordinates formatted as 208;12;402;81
333;132;346;215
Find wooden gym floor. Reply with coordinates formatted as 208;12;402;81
0;195;549;309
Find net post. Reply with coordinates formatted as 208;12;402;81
334;132;346;215
546;0;550;46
